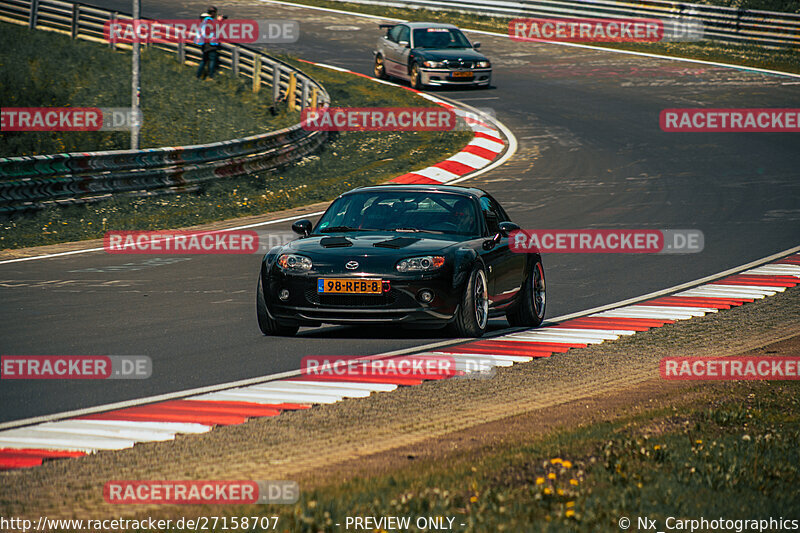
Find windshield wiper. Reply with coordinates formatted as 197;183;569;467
319;225;367;233
395;228;444;234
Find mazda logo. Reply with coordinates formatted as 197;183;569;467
345;261;359;270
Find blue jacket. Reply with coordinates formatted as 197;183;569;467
195;16;219;46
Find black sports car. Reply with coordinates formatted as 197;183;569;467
256;185;544;337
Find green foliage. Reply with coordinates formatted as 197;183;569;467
216;383;800;533
0;22;294;156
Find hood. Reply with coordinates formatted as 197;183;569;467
413;48;487;61
285;233;456;257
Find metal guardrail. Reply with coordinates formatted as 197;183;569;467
0;0;331;214
331;0;800;49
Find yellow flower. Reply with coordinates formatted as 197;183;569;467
543;488;552;495
557;489;564;495
654;445;661;450
547;473;556;480
566;510;575;518
562;460;573;468
569;479;579;486
695;439;702;444
550;458;563;464
566;501;575;508
469;496;477;503
535;477;545;485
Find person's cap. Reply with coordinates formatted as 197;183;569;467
208;5;218;13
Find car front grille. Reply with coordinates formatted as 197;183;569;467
305;289;397;307
446;60;475;69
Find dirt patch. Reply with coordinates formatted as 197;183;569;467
306;335;800;490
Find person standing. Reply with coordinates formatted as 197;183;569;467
196;6;221;80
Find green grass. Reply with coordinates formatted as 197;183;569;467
693;0;799;11
232;382;800;532
272;0;800;75
0;23;473;249
0;22;297;156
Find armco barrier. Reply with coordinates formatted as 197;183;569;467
324;0;800;49
0;0;331;214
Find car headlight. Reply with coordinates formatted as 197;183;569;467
277;254;312;272
396;256;445;272
422;60;447;68
477;60;491;68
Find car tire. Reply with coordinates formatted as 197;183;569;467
506;258;546;328
374;55;388;80
410;63;423;90
451;265;489;337
257;274;299;336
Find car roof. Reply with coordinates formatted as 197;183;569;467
402;22;460;30
343;184;488;199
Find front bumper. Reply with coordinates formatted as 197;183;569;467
263;270;461;326
420;68;491;87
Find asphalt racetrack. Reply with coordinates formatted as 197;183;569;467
1;0;798;423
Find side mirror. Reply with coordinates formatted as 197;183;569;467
473;41;481;49
399;40;409;48
498;221;520;237
292;219;312;237
484;221;520;249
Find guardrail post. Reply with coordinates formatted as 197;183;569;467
29;0;39;29
177;41;185;64
272;65;281;103
253;55;261;93
311;87;318;109
288;72;297;111
300;78;309;111
110;12;117;50
231;46;240;78
71;4;80;39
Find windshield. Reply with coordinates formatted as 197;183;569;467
315;191;481;237
412;27;471;49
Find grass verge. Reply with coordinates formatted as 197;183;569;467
269;0;800;75
0;22;474;249
257;379;800;532
0;21;297;155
